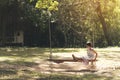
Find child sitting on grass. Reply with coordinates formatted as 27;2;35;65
72;42;98;65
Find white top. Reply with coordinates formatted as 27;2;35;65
87;49;95;59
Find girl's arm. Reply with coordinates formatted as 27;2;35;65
92;49;98;60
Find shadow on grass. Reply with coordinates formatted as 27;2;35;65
0;60;40;80
0;69;17;76
64;69;97;73
0;67;40;80
2;60;39;67
0;47;49;58
36;74;113;80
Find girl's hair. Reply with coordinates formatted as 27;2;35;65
86;42;92;47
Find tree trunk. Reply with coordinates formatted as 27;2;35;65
96;2;112;46
1;10;7;46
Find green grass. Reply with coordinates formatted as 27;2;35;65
0;47;119;80
51;48;80;53
0;47;48;79
36;74;113;80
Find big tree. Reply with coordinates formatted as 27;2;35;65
57;0;120;47
0;0;23;46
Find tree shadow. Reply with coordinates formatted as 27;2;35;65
0;47;49;58
0;60;40;80
0;69;17;76
36;74;113;80
1;60;39;67
64;69;97;73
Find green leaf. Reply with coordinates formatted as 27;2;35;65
35;0;59;11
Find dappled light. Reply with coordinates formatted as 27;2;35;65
0;47;119;79
0;0;120;79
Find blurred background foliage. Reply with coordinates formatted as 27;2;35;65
0;0;120;47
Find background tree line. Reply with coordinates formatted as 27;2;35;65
0;0;120;47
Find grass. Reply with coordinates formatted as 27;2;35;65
0;47;119;80
36;74;113;80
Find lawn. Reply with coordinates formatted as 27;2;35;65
0;47;120;80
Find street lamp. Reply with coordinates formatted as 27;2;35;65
48;11;52;60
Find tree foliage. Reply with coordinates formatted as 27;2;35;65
0;0;120;47
35;0;59;11
56;0;120;47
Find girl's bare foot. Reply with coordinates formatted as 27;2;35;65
72;54;77;61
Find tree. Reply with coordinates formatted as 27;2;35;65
0;0;23;46
57;0;120;47
35;0;58;11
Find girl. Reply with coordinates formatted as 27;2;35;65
72;42;98;65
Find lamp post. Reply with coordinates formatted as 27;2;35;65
48;11;52;60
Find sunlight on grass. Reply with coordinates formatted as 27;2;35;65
0;57;15;61
0;47;120;79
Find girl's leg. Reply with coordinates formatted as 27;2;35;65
91;61;94;65
72;54;77;60
72;54;83;61
82;57;89;65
